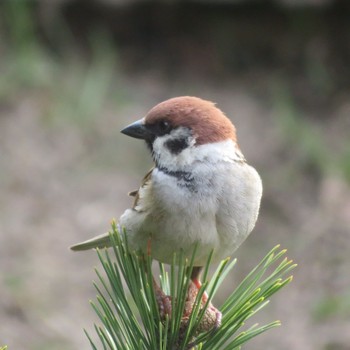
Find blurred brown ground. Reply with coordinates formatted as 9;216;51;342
0;1;350;349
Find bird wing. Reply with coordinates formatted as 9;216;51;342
130;167;154;211
70;168;154;251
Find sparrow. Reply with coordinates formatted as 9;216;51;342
71;96;263;329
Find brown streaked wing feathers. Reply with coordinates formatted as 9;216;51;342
128;168;154;210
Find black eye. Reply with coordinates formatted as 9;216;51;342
157;120;171;134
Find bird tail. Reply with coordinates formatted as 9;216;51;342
70;232;111;251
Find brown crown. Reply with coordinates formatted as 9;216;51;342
144;96;237;145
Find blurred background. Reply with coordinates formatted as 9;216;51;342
0;0;350;349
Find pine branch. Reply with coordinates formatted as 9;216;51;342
85;221;296;349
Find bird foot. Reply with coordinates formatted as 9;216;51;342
156;290;172;319
184;280;222;333
153;280;172;319
154;279;221;334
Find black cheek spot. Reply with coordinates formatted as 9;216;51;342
165;138;189;155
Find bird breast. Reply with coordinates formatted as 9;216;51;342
121;140;262;265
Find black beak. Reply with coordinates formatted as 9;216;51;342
121;119;151;140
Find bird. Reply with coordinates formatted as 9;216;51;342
70;96;263;329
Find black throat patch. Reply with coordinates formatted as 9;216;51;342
157;167;193;182
157;166;197;192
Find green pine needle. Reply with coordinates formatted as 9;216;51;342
86;222;296;349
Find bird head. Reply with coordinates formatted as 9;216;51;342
121;96;239;171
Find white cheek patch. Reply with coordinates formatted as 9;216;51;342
152;127;194;168
153;132;242;172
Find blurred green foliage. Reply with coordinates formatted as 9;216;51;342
312;291;350;322
1;1;50;96
0;0;121;128
273;84;350;183
3;274;25;293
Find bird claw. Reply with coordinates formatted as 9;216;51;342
182;281;222;350
154;283;172;319
197;304;222;333
154;279;221;337
184;280;222;333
